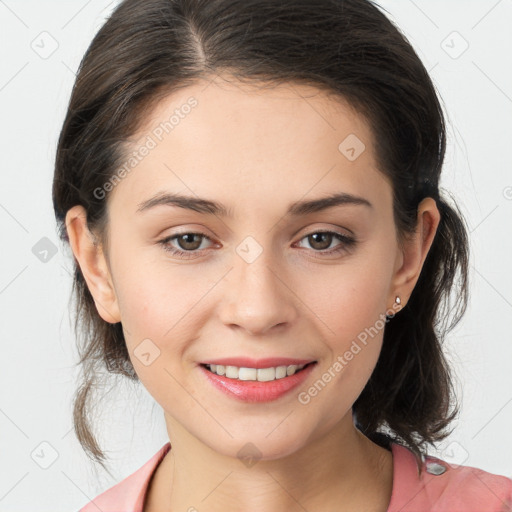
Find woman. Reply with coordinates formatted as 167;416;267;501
53;0;512;510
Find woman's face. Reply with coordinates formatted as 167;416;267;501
85;76;409;460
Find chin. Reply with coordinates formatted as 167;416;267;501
205;430;310;464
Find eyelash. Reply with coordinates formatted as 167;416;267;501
158;230;357;259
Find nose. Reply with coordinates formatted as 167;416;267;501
218;249;298;336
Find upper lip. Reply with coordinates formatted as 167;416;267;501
200;357;316;369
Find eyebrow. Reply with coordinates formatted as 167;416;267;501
136;191;373;217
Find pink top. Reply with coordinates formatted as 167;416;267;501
79;442;512;512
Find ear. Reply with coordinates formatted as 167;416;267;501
65;205;121;324
388;197;441;310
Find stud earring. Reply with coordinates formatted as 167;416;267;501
386;295;402;319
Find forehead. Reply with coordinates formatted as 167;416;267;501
109;75;391;215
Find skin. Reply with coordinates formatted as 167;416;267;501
66;75;440;511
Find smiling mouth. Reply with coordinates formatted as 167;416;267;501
200;361;317;382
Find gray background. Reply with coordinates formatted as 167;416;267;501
0;0;511;510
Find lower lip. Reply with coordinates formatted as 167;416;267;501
198;363;317;403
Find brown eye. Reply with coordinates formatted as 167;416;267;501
307;232;334;251
295;230;357;256
175;233;203;251
159;232;214;259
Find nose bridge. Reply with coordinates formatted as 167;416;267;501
219;234;297;335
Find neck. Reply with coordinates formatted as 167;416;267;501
144;413;393;512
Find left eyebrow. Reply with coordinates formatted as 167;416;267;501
136;192;232;216
287;192;373;215
136;191;373;217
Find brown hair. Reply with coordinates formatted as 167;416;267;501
53;0;469;475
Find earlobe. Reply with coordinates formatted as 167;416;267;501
389;197;441;309
65;205;121;324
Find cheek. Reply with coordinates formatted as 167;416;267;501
300;252;391;395
110;236;204;337
307;257;390;345
114;272;199;404
299;278;386;425
112;256;217;379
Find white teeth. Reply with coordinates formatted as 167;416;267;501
205;363;308;381
239;367;257;380
226;365;239;379
257;367;276;382
276;366;287;379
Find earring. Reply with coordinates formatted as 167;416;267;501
386;296;402;319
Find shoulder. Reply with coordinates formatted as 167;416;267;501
78;443;171;512
387;442;512;512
